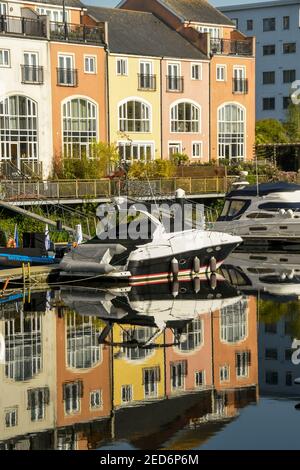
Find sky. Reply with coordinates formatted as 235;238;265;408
84;0;270;7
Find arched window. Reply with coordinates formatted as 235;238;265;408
0;95;38;168
220;299;248;343
119;99;151;132
5;312;42;382
66;313;101;369
171;101;200;133
218;103;245;160
62;98;97;159
175;319;203;352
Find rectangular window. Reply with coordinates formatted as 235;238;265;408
27;388;49;422
139;61;155;90
0;49;9;67
121;385;133;404
265;348;278;360
247;19;253;31
283;43;296;54
63;381;82;415
58;54;76;86
266;370;278;385
84;55;96;74
90;390;102;409
171;361;187;391
143;367;160;398
5;408;17;428
263;97;275;110
285;349;292;361
168;142;182;156
195;370;205;388
263;44;276;55
283;69;296;83
232;18;239;29
220;365;230;382
192;142;203;159
286;372;293;386
265;322;277;334
116;58;128;76
118;142;154;162
0;2;7;15
263;17;276;32
216;65;226;81
236;351;251;378
191;63;202;80
263;71;275;84
167;63;182;91
283;16;290;30
283;96;291;109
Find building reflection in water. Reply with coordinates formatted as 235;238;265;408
0;284;258;450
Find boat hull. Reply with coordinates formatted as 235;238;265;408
0;248;55;268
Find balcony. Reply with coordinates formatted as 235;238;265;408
21;65;44;85
57;68;78;87
50;22;105;44
233;78;248;94
138;74;157;91
0;15;46;37
166;76;184;93
210;38;253;56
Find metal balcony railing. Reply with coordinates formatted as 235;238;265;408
138;74;157;91
166;76;184;92
233;78;249;94
21;65;44;85
50;22;105;44
0;15;46;37
210;38;253;56
56;68;78;87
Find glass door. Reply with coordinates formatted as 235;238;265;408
24;52;38;83
168;63;180;91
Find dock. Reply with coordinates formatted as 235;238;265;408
0;265;60;289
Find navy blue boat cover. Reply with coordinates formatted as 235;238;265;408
227;182;300;198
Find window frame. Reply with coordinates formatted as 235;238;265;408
168;141;182;156
191;62;202;81
84;55;97;74
192;141;203;159
170;100;201;134
116;57;128;76
247;19;253;31
216;64;226;82
263;44;276;56
118;98;152;133
263;17;276;32
283;43;296;54
0;48;10;67
121;384;133;404
263;97;275;110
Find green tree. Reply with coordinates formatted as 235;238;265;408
170;152;189;166
285;103;300;143
255;119;288;145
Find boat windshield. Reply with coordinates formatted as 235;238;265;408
96;209;160;240
220;199;248;220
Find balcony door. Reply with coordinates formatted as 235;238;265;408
58;54;74;85
140;61;152;89
24;52;38;82
0;2;7;16
168;63;180;91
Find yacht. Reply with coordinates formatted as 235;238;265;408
59;197;241;283
212;182;300;244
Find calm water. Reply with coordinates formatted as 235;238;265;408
1;250;300;450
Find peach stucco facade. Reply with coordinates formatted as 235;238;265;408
162;58;210;161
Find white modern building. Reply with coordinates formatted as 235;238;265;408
219;0;300;121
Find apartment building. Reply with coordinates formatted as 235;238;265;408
118;0;256;162
219;0;300;121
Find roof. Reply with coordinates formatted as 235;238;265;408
227;182;300;198
25;0;85;8
158;0;234;26
219;0;300;13
86;6;206;59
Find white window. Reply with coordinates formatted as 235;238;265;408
167;63;182;91
192;142;203;158
143;367;160;398
216;65;226;81
90;390;102;409
196;25;221;39
84;56;96;74
118;142;154;163
170;101;201;133
27;388;49;422
121;385;133;404
23;52;40;83
221;299;248;343
116;57;128;76
218;103;245;160
171;361;187;391
5;408;17;428
36;7;68;22
0;2;7;15
58;54;75;86
175;319;203;352
119;99;151;132
191;63;202;80
64;382;82;414
233;66;247;93
139;61;154;89
0;49;9;67
63;98;97;159
66;312;101;367
220;365;230;382
195;371;205;388
236;351;250;378
168;142;182;156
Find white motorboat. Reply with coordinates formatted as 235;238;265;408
212;182;300;244
59;197;241;282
